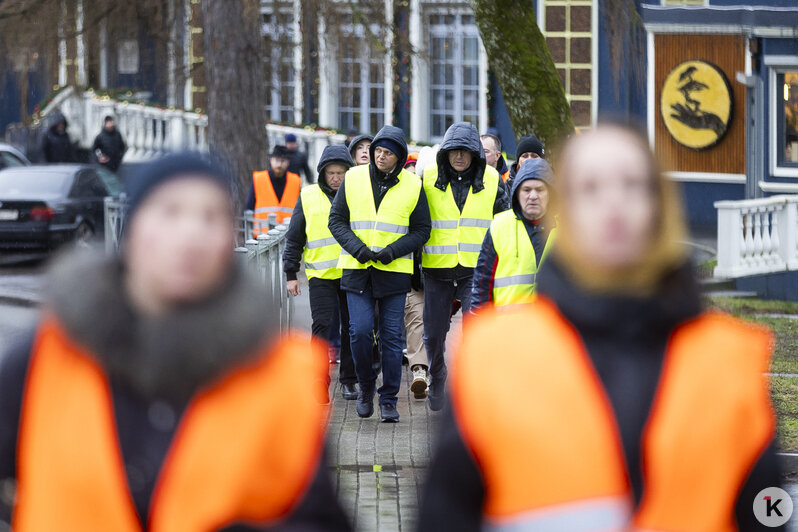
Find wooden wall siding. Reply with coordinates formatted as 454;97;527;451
654;34;746;174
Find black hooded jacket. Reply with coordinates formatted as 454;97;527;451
419;258;784;532
283;145;354;281
471;161;554;307
328;125;431;298
41;112;76;163
424;122;510;281
92;125;127;172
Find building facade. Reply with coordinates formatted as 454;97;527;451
2;0;797;234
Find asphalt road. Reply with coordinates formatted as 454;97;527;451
0;303;38;353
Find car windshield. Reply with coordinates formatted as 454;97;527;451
95;167;123;197
0;169;72;197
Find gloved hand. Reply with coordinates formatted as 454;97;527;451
355;246;376;264
374;247;395;265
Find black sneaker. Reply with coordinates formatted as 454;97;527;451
341;383;358;401
428;384;445;412
380;403;399;423
356;387;375;418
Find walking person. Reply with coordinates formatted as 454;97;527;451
418;123;783;531
480;133;509;182
92;115;127;172
284;145;358;400
0;153;350;531
41;111;76;163
420;122;509;410
471;158;557;308
328;125;431;423
245;145;301;233
348;134;373;166
506;134;544;186
285;133;313;183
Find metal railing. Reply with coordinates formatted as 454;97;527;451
104;198;293;332
715;195;798;278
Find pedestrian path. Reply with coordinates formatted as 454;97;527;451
326;366;440;531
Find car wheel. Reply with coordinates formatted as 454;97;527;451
74;222;95;247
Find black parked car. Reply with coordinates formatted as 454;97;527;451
0;164;122;250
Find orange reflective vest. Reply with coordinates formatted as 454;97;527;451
501;169;510;183
253;169;301;234
452;299;775;532
14;317;329;532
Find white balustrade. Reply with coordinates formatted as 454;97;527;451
715;195;798;278
38;87;348;171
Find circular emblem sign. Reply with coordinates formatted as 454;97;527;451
660;60;733;150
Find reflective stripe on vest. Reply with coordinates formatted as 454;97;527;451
451;302;775;531
253;169;301;234
490;211;556;307
15;317;330;532
421;165;500;269
337;165;421;274
300;184;342;280
484;496;632;532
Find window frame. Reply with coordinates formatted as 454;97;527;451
768;60;798;178
427;12;482;141
261;1;300;124
336;21;388;135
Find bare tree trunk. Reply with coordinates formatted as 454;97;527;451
471;0;574;153
199;0;268;206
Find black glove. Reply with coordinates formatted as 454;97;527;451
355;246;376;264
374;247;395;265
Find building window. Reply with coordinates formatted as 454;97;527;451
777;71;798;169
262;4;296;123
540;0;594;128
338;22;386;134
428;13;480;140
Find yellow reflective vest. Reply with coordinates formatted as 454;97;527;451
491;210;556;307
337;165;421;274
300;184;341;280
421;165;500;269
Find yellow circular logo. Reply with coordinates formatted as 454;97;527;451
660;60;733;150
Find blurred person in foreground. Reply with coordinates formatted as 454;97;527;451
0;153;350;531
418;123;782;531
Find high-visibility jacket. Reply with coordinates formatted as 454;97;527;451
301;184;341;280
253;169;301;234
14;317;329;532
421;165;500;269
452;300;775;532
337;164;421;274
501;169;509;183
490;210;556;307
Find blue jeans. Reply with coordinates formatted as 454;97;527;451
346;290;407;406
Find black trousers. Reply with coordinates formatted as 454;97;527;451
308;277;356;385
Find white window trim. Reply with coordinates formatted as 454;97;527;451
666;171;746;184
423;6;485;142
261;1;301;124
660;0;708;5
768;62;798;178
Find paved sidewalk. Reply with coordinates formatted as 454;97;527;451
327;366;440;532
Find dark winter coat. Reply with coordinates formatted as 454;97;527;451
287;148;313;184
92;126;127;172
424;122;510;282
419;257;784;532
472;160;555;307
283;145;354;281
0;251;351;531
328;125;431;298
41;112;76;163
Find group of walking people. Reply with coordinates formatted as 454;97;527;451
0;120;784;530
